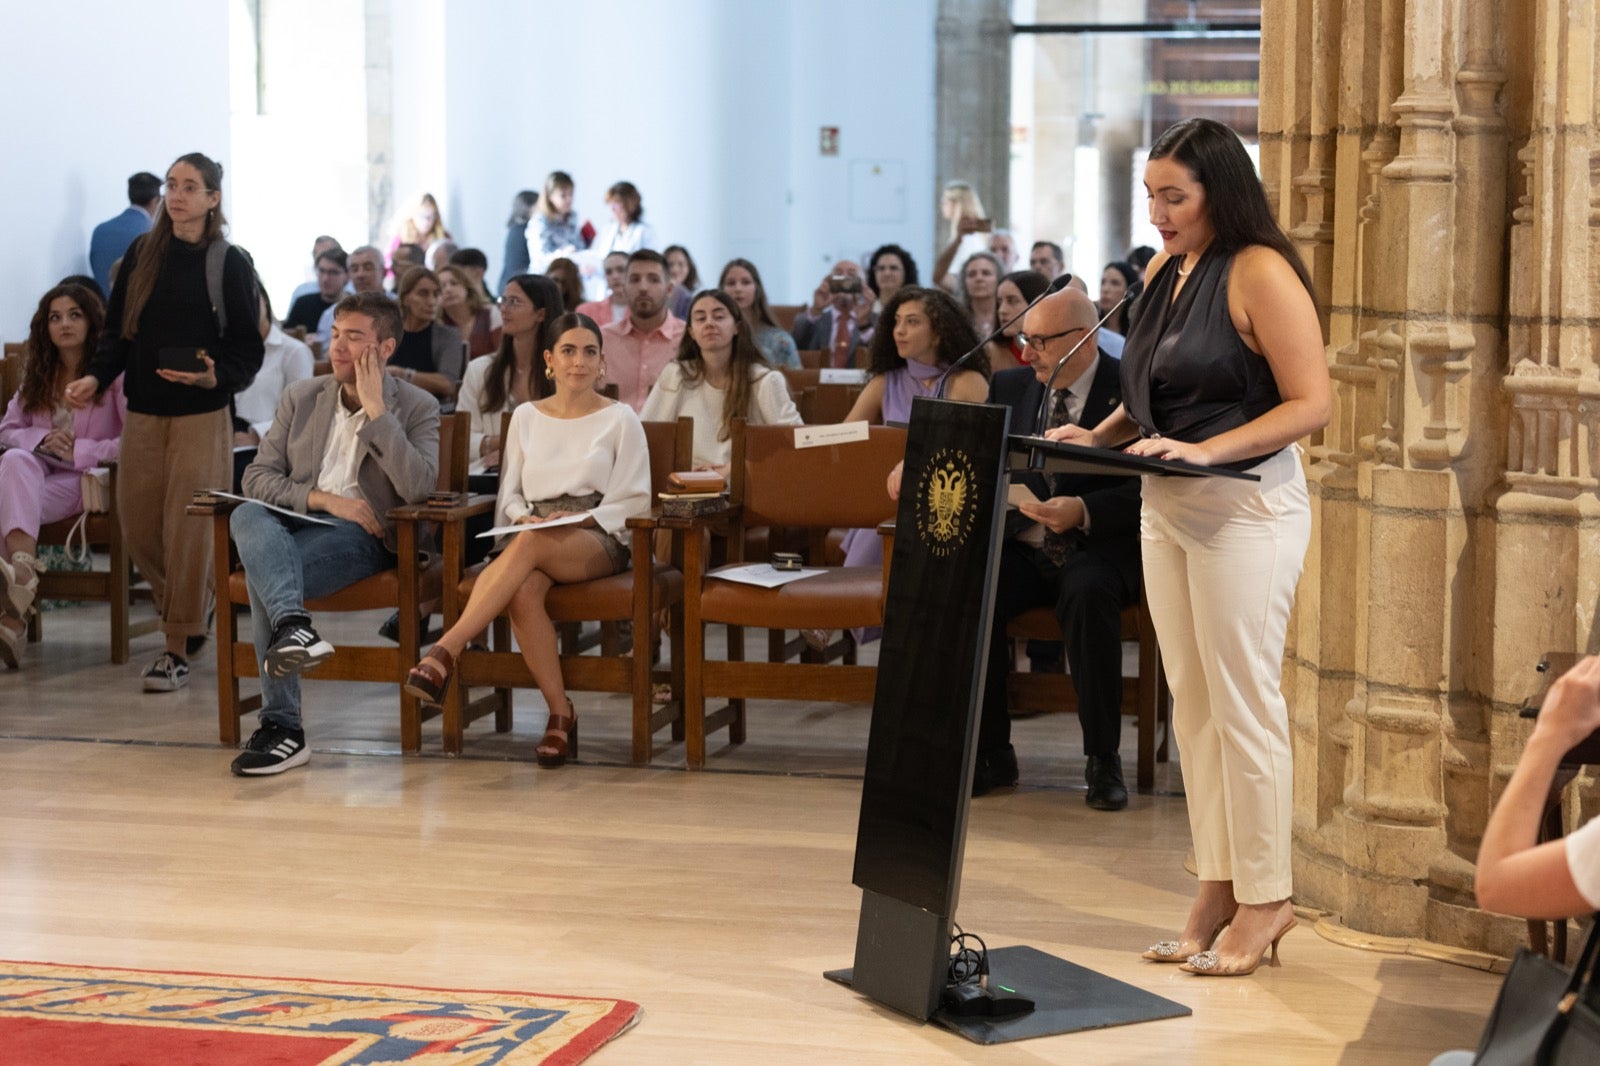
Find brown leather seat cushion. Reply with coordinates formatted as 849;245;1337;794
698;566;883;629
227;560;443;611
457;562;682;623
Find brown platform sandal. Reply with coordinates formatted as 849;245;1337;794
536;698;579;768
404;646;455;707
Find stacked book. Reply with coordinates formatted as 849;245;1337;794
659;470;729;519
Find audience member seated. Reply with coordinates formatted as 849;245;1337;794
718;258;799;369
448;247;494;303
1127;244;1156;279
594;180;656;257
988;229;1019;272
970;288;1139;805
0;283;125;668
664;244;699;320
1030;239;1066;279
390;242;426;289
816;287;985;650
315;246;388;343
437;264;502;359
225;292;439;776
499;189;538;290
426;238;458;272
866;243;918;320
790;260;871;366
546;256;584;316
284;248;348;335
389;267;464;409
528;170;589;272
287;235;343;305
600;250;683;411
933;179;993;292
1423;655;1600;1065
405;311;651;768
88;171;160;296
575;251;629;327
987;269;1049;374
959;251;1002;338
1096;260;1139;358
232;288;314;489
387;191;451;267
457;274;564;475
640;289;802;477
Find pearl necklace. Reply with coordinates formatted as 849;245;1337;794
1177;257;1196;277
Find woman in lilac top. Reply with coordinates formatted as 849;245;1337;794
0;283;126;667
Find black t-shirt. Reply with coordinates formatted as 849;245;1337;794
285;292;336;333
390;325;437;373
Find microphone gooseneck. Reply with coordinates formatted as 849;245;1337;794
1029;294;1130;434
933;272;1077;400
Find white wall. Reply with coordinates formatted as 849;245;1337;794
0;1;232;341
432;0;937;304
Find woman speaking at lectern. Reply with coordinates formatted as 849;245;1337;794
1048;118;1329;978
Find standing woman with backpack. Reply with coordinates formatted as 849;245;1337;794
66;152;264;692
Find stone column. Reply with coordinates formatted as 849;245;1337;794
935;0;1011;233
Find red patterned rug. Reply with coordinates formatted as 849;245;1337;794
0;960;640;1064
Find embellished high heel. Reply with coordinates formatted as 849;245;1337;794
1142;917;1231;963
536;698;578;767
1180;917;1298;977
404;646;455;707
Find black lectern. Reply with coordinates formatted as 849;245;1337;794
828;404;1200;1043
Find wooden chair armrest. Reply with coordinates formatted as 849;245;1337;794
388;493;496;523
187;491;244;517
655;504;742;532
876;519;896;536
625;512;662;531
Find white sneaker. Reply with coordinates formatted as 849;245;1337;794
0;552;41;617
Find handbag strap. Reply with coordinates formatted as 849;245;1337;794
62;512;90;566
1535;912;1600;1064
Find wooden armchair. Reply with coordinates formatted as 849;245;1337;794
191;411;470;751
675;420;906;768
1004;591;1172;792
435;416;694;758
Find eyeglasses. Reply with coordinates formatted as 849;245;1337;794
501;295;529;309
1017;327;1085;351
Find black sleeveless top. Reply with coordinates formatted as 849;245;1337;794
1119;246;1283;471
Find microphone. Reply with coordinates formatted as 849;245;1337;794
1029;293;1129;435
934;272;1077;399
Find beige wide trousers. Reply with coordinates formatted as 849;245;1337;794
117;408;231;640
1139;445;1310;904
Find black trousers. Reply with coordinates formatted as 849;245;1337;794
978;538;1133;759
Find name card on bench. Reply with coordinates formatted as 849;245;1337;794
795;422;870;449
819;368;869;384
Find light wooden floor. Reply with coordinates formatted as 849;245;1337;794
0;603;1501;1064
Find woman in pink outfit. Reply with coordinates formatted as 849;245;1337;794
0;282;126;667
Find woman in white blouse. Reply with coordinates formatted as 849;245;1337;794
454;274;564;475
405;312;650;767
639;289;802;476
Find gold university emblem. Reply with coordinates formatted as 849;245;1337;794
915;448;977;557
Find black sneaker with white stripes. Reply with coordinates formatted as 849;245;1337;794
231;723;309;776
142;651;190;692
262;618;333;678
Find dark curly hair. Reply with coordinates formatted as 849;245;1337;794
20;283;106;412
866;286;985;378
866;243;919;297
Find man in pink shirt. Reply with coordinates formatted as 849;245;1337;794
600;249;684;410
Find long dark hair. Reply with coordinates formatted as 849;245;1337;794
675;289;772;443
867;287;985;378
485;274;564;408
1149;118;1315;297
120;152;227;340
717;258;779;330
546;257;583;313
540;312;605;394
22;283;106;412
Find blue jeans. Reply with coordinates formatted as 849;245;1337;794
229;502;394;729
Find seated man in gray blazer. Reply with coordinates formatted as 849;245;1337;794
228;291;439;776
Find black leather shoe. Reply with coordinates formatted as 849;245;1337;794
1085;753;1128;811
972;746;1020;797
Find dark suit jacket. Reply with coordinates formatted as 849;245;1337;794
790;306;865;356
988;356;1140;585
88;206;152;295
